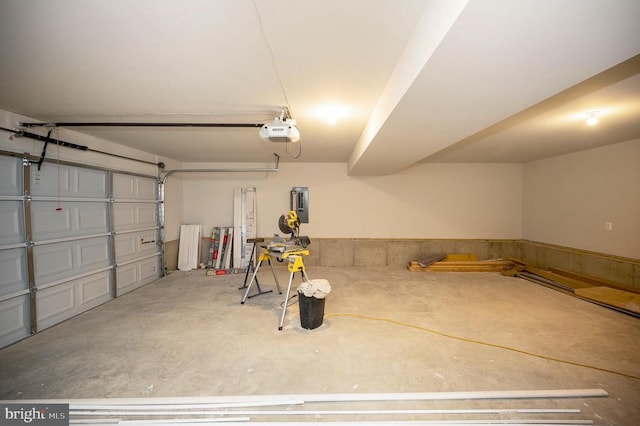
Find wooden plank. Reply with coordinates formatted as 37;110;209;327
549;267;639;294
517;273;576;296
521;264;593;290
575;287;640;315
501;265;524;277
427;263;512;272
507;258;528;266
408;260;514;272
508;259;640;317
444;253;479;261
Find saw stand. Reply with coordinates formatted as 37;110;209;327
240;244;282;301
241;246;310;330
238;238;277;299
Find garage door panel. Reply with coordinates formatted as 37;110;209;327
139;256;160;282
80;273;112;304
0;201;23;246
78;239;111;270
0;295;29;348
113;203;157;231
113;203;136;229
0;156;22;196
34;237;110;285
76;169;108;197
137;204;157;227
77;203;109;230
138;230;159;257
136;177;157;201
0;248;27;297
113;174;135;198
30;164;107;198
37;270;111;330
113;174;157;201
31;202;72;239
115;263;138;296
114;234;136;260
116;256;159;296
114;231;158;263
31;202;108;241
33;244;74;283
36;282;75;328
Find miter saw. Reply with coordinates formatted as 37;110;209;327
277;210;310;249
242;210;311;330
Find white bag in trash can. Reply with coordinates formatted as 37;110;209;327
297;279;331;299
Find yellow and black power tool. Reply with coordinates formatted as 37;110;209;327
277;210;310;248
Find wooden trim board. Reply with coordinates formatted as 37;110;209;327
408;260;513;272
549;267;639;294
575;287;640;314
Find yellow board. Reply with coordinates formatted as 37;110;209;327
444;253;479;261
575;287;640;315
408;260;513;272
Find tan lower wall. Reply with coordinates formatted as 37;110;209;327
163;238;639;288
164;238;520;270
520;240;640;289
164;240;179;272
301;238;521;268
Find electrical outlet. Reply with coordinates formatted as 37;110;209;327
605;222;613;231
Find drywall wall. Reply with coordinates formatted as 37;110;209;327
179;161;522;239
523;138;640;260
159;160;183;242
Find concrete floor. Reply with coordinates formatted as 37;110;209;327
1;266;639;424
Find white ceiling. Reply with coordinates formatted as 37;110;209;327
1;0;639;175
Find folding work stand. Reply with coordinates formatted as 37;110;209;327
238;238;277;298
240;241;282;300
241;245;309;330
277;250;310;330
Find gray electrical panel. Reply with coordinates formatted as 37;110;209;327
290;187;309;223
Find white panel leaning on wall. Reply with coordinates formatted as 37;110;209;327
178;225;201;271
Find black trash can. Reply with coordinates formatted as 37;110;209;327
298;293;326;330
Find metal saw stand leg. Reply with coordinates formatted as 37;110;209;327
278;254;309;331
241;249;281;304
239;240;259;290
239;240;278;298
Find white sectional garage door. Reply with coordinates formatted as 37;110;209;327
0;152;161;348
30;163;113;331
112;173;161;296
0;155;29;348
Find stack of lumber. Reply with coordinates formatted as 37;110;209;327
505;259;640;317
408;253;515;272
